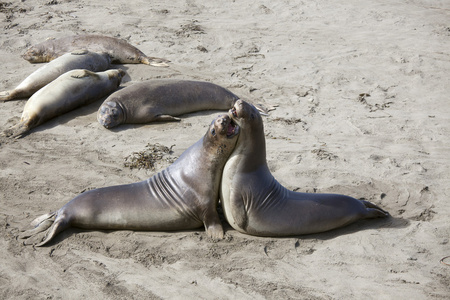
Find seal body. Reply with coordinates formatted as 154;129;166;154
220;100;389;237
3;69;125;138
0;50;111;101
21;114;239;246
22;34;169;66
97;79;239;128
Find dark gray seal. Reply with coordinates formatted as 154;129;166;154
220;99;389;237
22;34;169;66
97;79;239;128
1;50;111;101
21;114;240;246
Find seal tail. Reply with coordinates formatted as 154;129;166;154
141;56;170;67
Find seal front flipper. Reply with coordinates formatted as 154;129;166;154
154;114;181;122
70;69;95;79
202;207;224;240
70;49;89;55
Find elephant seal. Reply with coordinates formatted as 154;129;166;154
0;50;111;102
2;69;125;138
97;79;239;129
20;114;240;246
22;34;169;67
220;99;389;237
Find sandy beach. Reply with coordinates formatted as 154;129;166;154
0;0;449;299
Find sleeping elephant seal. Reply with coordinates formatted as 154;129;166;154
220;99;389;237
22;34;169;67
97;79;239;129
0;50;111;101
21;114;240;246
2;69;125;138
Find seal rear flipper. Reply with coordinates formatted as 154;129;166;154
360;200;390;218
254;103;278;116
19;212;56;240
35;217;70;247
154;114;181;122
0;90;14;101
141;56;170;67
19;219;54;239
1;122;30;139
30;212;57;227
0;89;31;101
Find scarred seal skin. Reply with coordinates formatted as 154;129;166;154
0;50;111;101
2;69;125;138
97;79;239;129
20;114;240;246
220;99;389;237
22;34;169;66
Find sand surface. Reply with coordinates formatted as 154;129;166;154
1;0;449;299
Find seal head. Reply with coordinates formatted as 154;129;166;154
97;101;125;128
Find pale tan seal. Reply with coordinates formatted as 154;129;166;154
0;50;111;101
97;79;239;128
220;99;389;237
20;114;239;246
2;69;125;138
22;34;169;66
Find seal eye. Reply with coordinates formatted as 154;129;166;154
250;113;255;120
211;128;216;136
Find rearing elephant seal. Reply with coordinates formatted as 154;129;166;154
220;100;389;237
97;79;239;129
22;34;169;67
0;50;111;101
21;114;240;246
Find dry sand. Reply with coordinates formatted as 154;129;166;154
1;0;449;299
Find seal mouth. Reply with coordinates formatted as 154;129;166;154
226;119;239;138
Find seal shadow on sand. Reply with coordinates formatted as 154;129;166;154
219;212;411;241
31;214;410;247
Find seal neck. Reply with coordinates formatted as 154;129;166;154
235;121;268;172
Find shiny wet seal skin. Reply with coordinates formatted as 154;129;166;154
220;99;389;237
97;79;240;129
20;114;239;246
